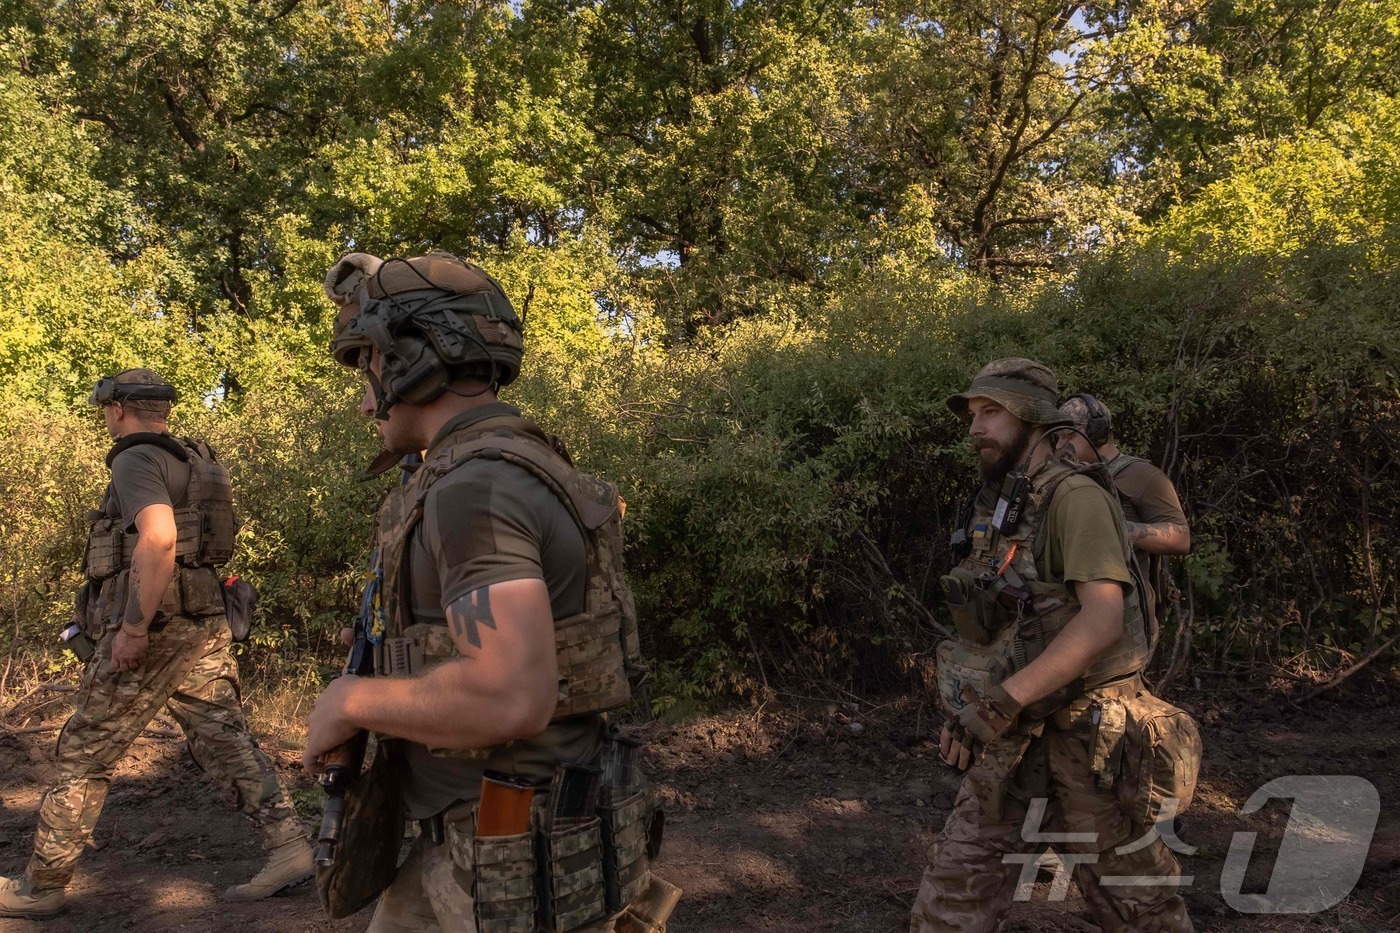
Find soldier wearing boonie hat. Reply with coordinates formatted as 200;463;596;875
911;358;1197;933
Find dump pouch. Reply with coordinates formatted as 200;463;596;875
222;576;259;642
316;742;406;919
599;791;651;913
466;830;537;933
540;818;608;933
1117;692;1202;827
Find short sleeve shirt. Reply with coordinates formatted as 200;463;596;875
1037;473;1133;596
105;442;191;530
396;404;601;820
1108;456;1186;528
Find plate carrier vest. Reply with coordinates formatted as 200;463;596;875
82;434;236;628
373;414;644;728
938;458;1149;717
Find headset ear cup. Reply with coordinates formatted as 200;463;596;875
383;335;450;406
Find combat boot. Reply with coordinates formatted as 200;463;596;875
0;875;67;920
222;837;315;902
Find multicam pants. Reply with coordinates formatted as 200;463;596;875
26;615;303;891
910;703;1195;933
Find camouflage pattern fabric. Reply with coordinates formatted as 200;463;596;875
367;835;619;933
911;715;1194;933
25;616;303;891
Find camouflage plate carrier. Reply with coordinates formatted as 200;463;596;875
372;413;643;716
81;434;236;633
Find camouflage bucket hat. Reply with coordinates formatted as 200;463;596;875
946;358;1071;427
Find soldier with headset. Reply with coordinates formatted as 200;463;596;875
0;369;313;921
303;251;678;931
1059;393;1190;660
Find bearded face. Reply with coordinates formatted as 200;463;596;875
972;418;1034;486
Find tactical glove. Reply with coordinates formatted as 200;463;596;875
944;683;1022;765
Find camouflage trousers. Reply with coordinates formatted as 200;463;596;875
910;708;1194;933
366;830;617;933
26;616;303;891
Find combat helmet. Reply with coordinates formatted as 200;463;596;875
88;368;179;406
324;251;523;418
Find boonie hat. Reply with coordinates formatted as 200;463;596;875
946;358;1070;427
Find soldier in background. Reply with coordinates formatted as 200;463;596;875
1060;393;1190;657
0;369;312;921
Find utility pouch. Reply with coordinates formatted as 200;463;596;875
467;830;537;933
60;623;96;663
935;640;1009;716
539;818;608;933
173;507;204;565
179;566;225;616
941;571;992;645
1118;692;1202;827
1088;699;1128;790
599;791;651;913
84;522;124;581
967;729;1037;822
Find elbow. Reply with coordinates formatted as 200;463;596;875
1169;530;1192;556
141;532;177;556
489;685;558;745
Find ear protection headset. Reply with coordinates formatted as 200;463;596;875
1066;392;1112;447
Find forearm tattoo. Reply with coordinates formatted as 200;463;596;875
123;567;144;627
446;587;498;650
1127;521;1188;545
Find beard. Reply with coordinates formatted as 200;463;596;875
974;422;1034;486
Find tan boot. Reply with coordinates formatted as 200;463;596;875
222;837;315;902
0;875;67;920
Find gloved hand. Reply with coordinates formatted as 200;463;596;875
939;683;1022;771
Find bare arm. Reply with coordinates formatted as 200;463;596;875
122;503;178;632
1126;520;1190;556
110;503;177;672
1000;580;1125;708
303;578;559;770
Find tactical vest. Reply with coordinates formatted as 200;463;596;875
82;434;236;628
373;414;644;726
937;458;1149;717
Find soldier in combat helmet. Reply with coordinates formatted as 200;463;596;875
304;251;678;931
910;359;1197;933
0;369;314;921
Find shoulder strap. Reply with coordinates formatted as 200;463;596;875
1104;453;1144;480
105;431;189;468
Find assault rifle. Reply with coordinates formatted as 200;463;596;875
314;452;418;867
313;553;379;867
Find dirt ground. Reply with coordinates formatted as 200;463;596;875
1;673;1396;932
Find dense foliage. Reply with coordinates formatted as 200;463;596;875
1;1;1395;701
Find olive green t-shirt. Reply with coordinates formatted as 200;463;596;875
1037;473;1133;596
396;404;604;820
1107;455;1186;528
106;442;191;530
